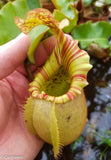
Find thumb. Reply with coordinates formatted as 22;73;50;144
0;33;30;80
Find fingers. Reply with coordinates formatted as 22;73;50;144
27;36;56;78
0;33;31;80
0;32;70;80
33;36;56;67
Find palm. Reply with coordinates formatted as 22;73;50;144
0;67;43;160
0;34;55;159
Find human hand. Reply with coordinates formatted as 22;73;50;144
0;33;56;160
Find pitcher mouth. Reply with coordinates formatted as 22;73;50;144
30;65;71;103
41;65;71;97
29;35;91;104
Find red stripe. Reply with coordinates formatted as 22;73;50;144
71;74;86;80
70;86;81;92
62;42;78;65
54;48;61;66
62;36;70;53
67;52;87;69
32;79;42;87
66;49;81;68
40;68;49;80
74;52;88;61
66;92;74;100
61;37;71;59
64;40;77;57
49;58;55;73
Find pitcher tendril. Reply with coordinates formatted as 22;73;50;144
15;8;92;158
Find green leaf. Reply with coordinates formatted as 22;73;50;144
105;0;111;4
26;0;41;10
28;24;49;64
83;0;93;6
51;0;78;33
0;0;29;45
52;0;76;19
53;3;78;33
72;21;111;49
97;130;111;147
72;136;83;150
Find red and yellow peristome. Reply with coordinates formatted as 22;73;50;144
15;8;92;103
29;30;91;103
15;8;92;158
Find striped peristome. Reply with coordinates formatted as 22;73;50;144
15;8;92;104
29;28;91;103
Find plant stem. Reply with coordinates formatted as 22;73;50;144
100;146;108;160
24;59;34;81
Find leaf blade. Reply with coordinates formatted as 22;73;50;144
28;24;49;64
26;0;41;10
0;0;29;45
72;21;111;49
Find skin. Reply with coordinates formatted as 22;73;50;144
0;33;56;160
